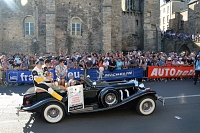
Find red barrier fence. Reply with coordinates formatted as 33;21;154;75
148;66;195;78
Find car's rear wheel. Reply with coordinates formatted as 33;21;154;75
101;90;119;107
43;103;65;123
136;96;156;115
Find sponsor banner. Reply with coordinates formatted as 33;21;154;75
68;85;84;112
6;68;143;83
148;66;195;78
89;68;143;81
5;69;84;83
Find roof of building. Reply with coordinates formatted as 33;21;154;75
188;0;198;5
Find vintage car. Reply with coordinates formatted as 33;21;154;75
17;77;163;123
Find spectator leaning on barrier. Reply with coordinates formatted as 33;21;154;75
172;58;178;66
11;60;20;70
166;57;172;66
194;54;200;85
187;56;194;66
130;56;138;68
116;58;123;70
157;57;166;66
86;57;93;70
108;57;116;72
123;57;130;69
20;61;28;70
67;59;74;70
103;58;109;70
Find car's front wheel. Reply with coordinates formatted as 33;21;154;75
136;96;156;115
43;103;65;123
101;90;119;107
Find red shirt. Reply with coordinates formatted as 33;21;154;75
166;60;172;66
98;62;103;67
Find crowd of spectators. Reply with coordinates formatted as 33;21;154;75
0;49;199;85
162;30;200;42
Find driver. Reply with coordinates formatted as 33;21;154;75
32;60;67;102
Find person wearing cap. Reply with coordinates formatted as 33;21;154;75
55;59;67;86
166;57;172;66
103;58;109;69
194;54;200;85
32;60;67;102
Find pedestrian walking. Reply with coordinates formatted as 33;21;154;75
194;54;200;85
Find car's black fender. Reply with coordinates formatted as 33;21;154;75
98;87;120;107
22;97;66;113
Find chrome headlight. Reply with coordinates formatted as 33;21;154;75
139;83;145;88
92;81;96;86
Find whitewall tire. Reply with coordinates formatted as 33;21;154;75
43;103;65;123
136;96;156;115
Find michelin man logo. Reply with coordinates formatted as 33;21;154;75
96;67;104;80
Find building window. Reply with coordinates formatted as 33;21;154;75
167;15;169;23
24;16;34;36
126;0;135;11
163;8;165;13
167;6;169;13
180;20;184;29
122;0;138;12
136;20;138;25
163;17;165;24
71;18;82;36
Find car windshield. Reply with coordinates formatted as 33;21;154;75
84;77;93;86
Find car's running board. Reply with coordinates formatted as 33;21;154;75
70;91;156;114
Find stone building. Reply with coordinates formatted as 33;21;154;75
160;0;189;32
161;0;200;54
0;0;160;55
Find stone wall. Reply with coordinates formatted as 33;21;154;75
162;38;200;54
0;0;161;55
121;12;141;51
142;0;161;52
188;1;199;34
55;0;103;54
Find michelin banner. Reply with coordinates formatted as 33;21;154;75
6;68;143;83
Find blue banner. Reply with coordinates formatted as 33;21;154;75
6;68;143;83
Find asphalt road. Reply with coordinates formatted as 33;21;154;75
0;79;200;133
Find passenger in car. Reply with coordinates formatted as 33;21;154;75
32;60;67;102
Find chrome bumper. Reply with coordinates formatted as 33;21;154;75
156;95;165;106
16;105;25;116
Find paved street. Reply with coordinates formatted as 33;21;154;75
0;79;200;133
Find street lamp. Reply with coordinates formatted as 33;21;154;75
32;36;37;54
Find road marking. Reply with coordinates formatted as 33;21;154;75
163;94;200;99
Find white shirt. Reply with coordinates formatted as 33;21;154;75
103;61;109;67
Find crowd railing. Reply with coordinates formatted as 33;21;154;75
5;68;143;84
4;66;195;84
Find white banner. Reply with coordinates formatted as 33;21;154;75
68;85;84;112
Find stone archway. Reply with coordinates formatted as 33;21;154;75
178;44;190;53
